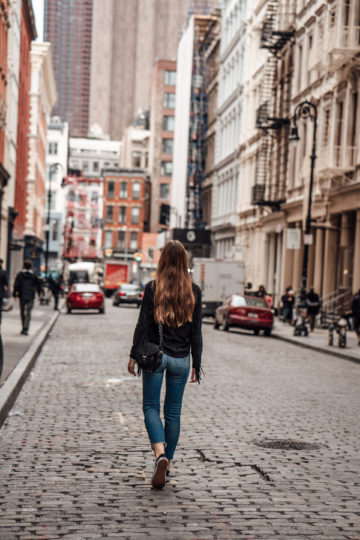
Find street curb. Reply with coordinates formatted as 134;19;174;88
273;333;360;366
0;309;60;428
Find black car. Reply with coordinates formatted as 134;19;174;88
112;283;143;307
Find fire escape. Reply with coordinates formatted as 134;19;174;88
252;0;296;209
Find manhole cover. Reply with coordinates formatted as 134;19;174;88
253;439;321;451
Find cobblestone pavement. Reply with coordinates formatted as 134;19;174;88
0;301;359;539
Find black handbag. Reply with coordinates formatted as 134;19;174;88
134;323;163;372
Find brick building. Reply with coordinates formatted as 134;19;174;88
0;0;10;246
149;60;176;232
44;0;92;136
102;170;147;259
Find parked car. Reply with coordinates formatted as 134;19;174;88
67;283;105;314
112;283;144;307
214;294;274;336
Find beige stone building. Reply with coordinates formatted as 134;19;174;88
234;0;360;311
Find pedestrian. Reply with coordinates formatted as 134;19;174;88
256;285;267;298
281;287;295;324
48;275;63;310
350;289;360;346
13;260;42;335
128;240;203;490
0;258;8;326
306;288;320;331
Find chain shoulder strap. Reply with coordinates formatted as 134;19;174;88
158;322;163;351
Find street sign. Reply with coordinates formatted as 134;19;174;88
304;234;313;245
286;228;301;250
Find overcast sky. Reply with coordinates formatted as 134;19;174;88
32;0;44;41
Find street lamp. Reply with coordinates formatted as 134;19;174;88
45;162;63;276
289;101;318;301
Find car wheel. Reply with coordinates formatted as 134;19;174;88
264;328;272;337
214;317;220;330
253;328;259;336
220;318;229;331
99;307;105;314
67;307;72;314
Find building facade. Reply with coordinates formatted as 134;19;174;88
102;170;147;259
23;41;56;273
45;116;69;271
63;174;103;261
44;0;93;136
212;0;248;259
149;59;176;232
89;0;191;140
0;0;10;259
68;134;122;179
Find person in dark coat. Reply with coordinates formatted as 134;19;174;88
256;285;267;298
281;286;295;324
13;260;42;335
306;288;320;331
48;275;63;311
351;290;360;345
0;259;8;325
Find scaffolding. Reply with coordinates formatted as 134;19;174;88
252;0;296;209
185;12;219;229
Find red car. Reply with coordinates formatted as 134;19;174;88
67;283;105;314
214;294;273;336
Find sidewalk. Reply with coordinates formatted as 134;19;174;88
0;299;57;384
273;320;360;363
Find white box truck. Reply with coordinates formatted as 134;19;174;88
192;258;245;317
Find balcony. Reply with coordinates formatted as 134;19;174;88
316;145;358;178
309;26;360;72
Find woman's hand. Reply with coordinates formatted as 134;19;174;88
190;368;198;383
128;359;136;376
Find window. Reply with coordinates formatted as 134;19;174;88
104;230;113;248
120;182;128;198
117;231;126;248
48;142;58;155
162;139;173;154
164;70;176;86
118;206;127;224
52;219;59;242
159;183;169;199
107;181;115;198
163;116;175;132
163;92;175;109
323;108;331;147
131;207;140;224
160;161;173;176
83;161;89;172
132;151;142;168
93;161;99;172
130;231;138;249
105;206;114;222
132;181;140;200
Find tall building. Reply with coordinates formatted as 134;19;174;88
149;59;176;233
45;117;69;271
89;0;218;140
44;0;92;136
0;0;10;260
23;42;56;273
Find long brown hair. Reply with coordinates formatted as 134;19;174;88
154;240;195;327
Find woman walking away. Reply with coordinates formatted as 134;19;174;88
128;240;203;490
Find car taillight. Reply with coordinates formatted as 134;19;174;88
141;292;144;298
262;311;273;320
118;291;125;297
95;293;103;300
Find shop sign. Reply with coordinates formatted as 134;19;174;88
286;228;301;250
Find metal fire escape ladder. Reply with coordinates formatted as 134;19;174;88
252;0;295;209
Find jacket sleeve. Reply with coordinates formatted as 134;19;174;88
13;273;20;298
190;286;203;379
130;283;152;360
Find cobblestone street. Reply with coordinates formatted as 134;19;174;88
0;300;359;539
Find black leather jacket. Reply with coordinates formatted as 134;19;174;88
130;281;203;377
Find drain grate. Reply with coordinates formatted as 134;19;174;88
253;438;321;451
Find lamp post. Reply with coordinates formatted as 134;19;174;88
289;101;318;301
45;163;62;276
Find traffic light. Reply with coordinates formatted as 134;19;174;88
104;248;113;257
134;252;142;262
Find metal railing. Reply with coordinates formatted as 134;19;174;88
320;288;353;326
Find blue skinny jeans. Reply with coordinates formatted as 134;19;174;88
142;353;190;460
